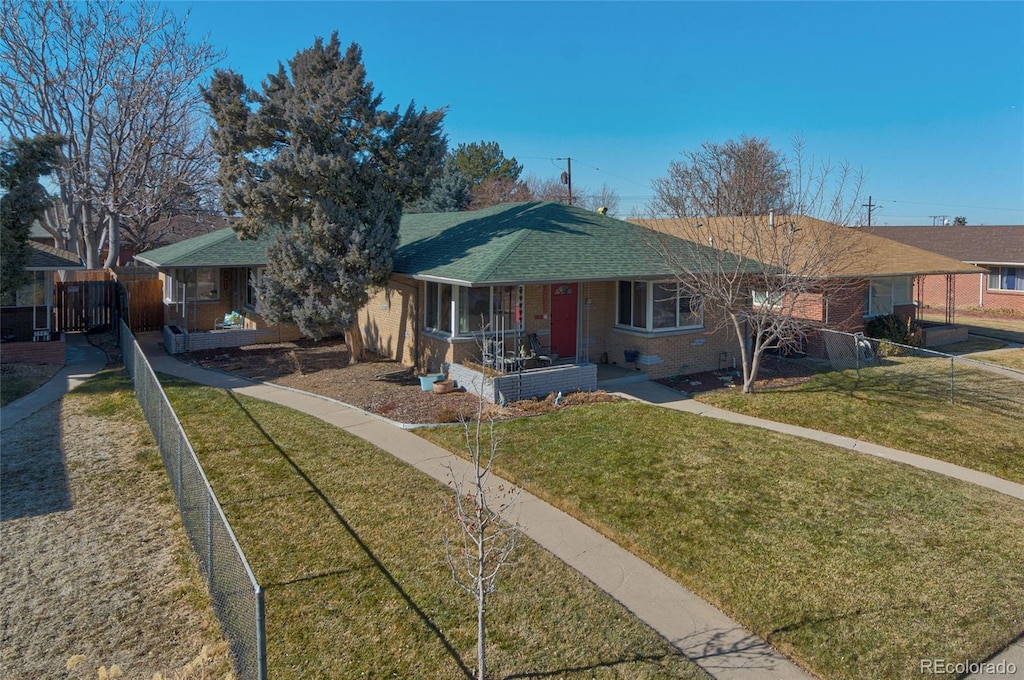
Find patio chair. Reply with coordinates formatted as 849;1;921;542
527;333;552;367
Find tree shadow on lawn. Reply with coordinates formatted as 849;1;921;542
226;391;476;680
503;652;682;679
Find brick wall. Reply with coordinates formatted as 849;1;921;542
918;271;1024;315
360;277;417;366
0;337;65;364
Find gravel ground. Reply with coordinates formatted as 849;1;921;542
0;372;232;678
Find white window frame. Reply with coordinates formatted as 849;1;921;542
244;267;262;310
865;276;912;317
166;267;220;303
987;267;1024;292
616;279;703;333
424;282;523;336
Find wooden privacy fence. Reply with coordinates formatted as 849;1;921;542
54;279;164;333
121;279;164;332
55;280;117;332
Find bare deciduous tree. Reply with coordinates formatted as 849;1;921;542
443;365;520;680
1;0;221;267
524;175;620;214
641;137;867;393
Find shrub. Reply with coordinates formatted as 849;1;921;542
865;314;923;347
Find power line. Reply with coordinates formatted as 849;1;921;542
879;198;1022;212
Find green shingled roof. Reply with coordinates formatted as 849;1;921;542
134;203;760;282
134;225;270;268
395;202;755;284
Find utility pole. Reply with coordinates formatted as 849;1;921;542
862;195;877;227
557;157;572;205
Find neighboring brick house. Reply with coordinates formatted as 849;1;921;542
134;227;303;352
862;225;1024;316
1;242;85;363
634;215;981;349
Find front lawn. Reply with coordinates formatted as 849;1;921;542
920;311;1024;344
161;377;705;679
418;401;1024;680
970;348;1024;372
698;360;1024;484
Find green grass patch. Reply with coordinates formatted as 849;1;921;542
161;376;705;679
418;401;1024;680
1;374;38;406
940;336;1007;354
698;361;1024;484
971;348;1024;372
921;312;1024;344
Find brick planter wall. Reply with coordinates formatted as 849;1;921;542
448;362;597;403
0;336;66;364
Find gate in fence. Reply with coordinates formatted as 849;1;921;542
55;280;118;332
119;321;267;679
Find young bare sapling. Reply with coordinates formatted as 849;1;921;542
442;326;522;680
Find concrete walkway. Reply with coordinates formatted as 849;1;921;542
135;333;809;680
612;381;1024;502
1;333;108;432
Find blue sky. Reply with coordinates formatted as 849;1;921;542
167;1;1024;225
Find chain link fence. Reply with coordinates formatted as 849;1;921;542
119;322;266;679
820;328;1024;417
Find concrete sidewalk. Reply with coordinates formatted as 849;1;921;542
1;333;108;432
137;332;809;680
612;381;1024;502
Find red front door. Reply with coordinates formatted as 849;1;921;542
550;283;578;359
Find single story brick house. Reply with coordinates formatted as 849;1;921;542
634;215;982;348
361;202;764;384
136;202;764;389
134;228;303;353
1;242;85;363
861;225;1024;316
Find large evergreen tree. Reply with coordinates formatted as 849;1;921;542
1;134;63;299
203;33;446;355
450;141;529;209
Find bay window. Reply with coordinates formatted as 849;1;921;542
425;282;521;335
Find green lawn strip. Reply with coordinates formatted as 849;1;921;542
417;401;1024;680
1;373;45;406
940;336;1007;354
697;362;1024;484
920;312;1024;344
971;348;1024;372
160;377;705;679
